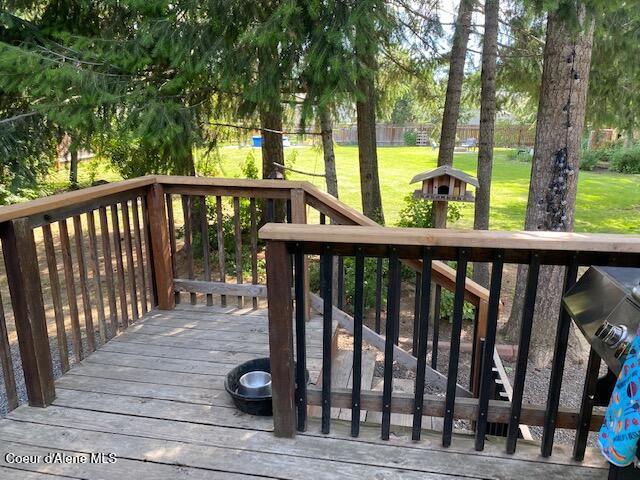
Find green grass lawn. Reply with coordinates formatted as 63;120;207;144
214;145;640;234
44;146;639;234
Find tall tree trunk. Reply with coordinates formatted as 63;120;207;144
433;0;474;228
69;147;79;189
258;43;285;181
355;25;384;224
472;0;499;289
260;107;285;179
319;107;338;199
504;8;595;368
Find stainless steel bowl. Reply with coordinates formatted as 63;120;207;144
238;371;272;397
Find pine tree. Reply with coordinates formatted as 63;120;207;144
504;2;595;367
472;0;499;288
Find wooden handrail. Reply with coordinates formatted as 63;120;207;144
0;176;157;224
259;223;640;254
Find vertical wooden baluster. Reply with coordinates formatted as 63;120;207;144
111;204;129;329
121;201;139;320
412;271;421;356
141;196;158;307
573;348;601;461
266;240;295;438
506;253;541;454
541;255;579;457
58;219;83;360
294;243;307;432
374;257;383;334
351;247;365;437
42;224;70;372
86;211;107;344
432;285;442;370
475;251;504;451
99;207;118;336
216;196;226;307
199;196;213;307
266;199;275;223
442;248;469;447
319;213;325;225
412;248;432;440
320;245;333;434
132;198;148;314
181;195;196;305
166;194;180;305
233;197;243;308
382;248;400;441
286;199;292;224
0;292;19;411
250;198;258;310
73;215;96;352
1;218;56;406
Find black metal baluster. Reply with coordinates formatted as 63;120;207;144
294;243;307;432
266;199;275;223
432;284;441;369
412;271;422;356
320;245;333;434
351;248;365;437
286;199;292;223
475;251;504;451
382;248;400;440
506;253;541;454
375;257;383;334
469;305;480;391
337;256;345;310
412;248;432;440
573;348;601;461
442;248;469;447
541;255;579;457
320;213;326;225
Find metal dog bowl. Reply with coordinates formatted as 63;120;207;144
225;357;310;416
238;371;272;397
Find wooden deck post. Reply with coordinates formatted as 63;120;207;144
146;183;175;310
0;218;55;407
290;189;310;320
265;240;296;438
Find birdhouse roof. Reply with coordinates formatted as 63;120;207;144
409;165;479;187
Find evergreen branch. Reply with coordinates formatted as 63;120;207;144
0;111;38;125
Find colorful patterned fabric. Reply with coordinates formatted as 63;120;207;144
598;334;640;468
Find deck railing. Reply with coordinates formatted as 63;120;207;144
260;223;640;462
0;175;487;416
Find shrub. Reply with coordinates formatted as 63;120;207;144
579;149;602;171
404;130;417;146
610;145;640;173
507;149;532;163
397;194;461;228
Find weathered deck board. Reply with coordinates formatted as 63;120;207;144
0;305;608;480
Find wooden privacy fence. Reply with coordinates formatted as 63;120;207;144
261;224;640;462
333;123;536;147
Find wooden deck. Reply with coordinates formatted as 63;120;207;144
0;305;608;479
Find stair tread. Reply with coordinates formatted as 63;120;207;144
337;350;377;421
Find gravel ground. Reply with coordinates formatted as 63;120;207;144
0;332;101;417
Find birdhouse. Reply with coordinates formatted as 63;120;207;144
410;165;479;202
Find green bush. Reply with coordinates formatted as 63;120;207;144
507;149;532;163
610;145;640;173
396;194;461;228
579;149;602;171
404;130;417;146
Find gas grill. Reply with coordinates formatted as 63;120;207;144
563;266;640;375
